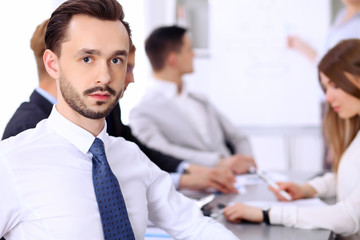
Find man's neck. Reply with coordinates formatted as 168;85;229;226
55;101;105;137
153;69;183;94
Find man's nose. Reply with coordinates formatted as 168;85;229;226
96;61;111;85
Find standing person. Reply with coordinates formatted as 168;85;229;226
2;19;237;194
287;0;360;63
0;1;239;239
129;25;256;174
223;39;360;239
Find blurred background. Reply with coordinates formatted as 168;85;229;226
0;0;344;172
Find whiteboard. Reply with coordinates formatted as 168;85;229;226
187;0;330;127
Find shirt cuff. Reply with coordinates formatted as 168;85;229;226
170;173;181;189
269;206;297;226
176;162;187;173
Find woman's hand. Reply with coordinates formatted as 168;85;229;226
269;182;317;201
223;203;263;223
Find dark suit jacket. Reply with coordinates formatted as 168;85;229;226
2;90;182;173
2;90;53;140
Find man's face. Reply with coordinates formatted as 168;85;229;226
177;34;194;74
56;15;129;119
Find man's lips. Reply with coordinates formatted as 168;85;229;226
89;92;110;101
83;86;116;97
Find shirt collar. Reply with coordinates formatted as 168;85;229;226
35;87;57;105
335;8;360;25
46;105;109;155
150;77;189;99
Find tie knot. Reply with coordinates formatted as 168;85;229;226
89;138;105;157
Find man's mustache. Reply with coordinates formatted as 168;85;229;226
83;86;116;96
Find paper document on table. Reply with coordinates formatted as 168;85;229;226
242;198;327;209
145;226;173;239
235;174;263;186
235;171;289;186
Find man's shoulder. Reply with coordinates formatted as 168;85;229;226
11;100;46;117
106;135;154;166
188;91;209;103
131;91;170;115
2;101;50;140
0;120;53;156
107;135;139;152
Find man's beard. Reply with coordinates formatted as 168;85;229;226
59;76;123;119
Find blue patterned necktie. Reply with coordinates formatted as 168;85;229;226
89;138;135;240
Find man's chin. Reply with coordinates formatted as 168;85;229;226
80;110;110;119
76;104;115;119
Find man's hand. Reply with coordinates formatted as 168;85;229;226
178;167;238;194
217;154;257;174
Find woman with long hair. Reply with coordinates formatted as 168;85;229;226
224;39;360;239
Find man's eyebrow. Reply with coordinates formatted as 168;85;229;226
76;48;101;56
75;49;128;57
113;50;128;57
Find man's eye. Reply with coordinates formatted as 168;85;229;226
111;58;122;64
82;57;93;63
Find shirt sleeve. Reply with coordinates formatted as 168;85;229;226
169;173;181;189
269;183;360;236
0;156;23;237
307;172;337;199
144;154;239;239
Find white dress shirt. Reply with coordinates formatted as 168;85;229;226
270;130;360;237
0;106;239;240
34;87;184;189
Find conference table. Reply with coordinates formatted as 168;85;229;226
182;170;332;240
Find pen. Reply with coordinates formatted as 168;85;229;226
257;171;292;201
248;162;256;174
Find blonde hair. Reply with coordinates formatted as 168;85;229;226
318;39;360;172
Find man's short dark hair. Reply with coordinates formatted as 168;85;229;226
45;0;132;56
145;25;187;71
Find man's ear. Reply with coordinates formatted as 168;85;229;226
167;52;178;68
43;49;59;79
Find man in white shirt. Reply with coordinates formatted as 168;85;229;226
0;1;239;239
129;26;256;174
1;18;237;194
